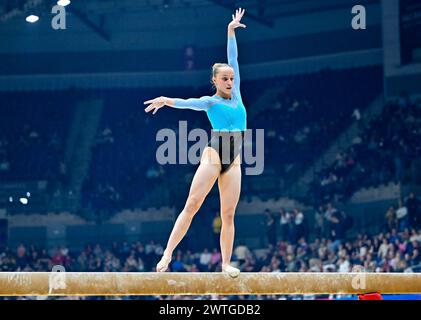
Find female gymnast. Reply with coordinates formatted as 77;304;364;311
144;8;247;277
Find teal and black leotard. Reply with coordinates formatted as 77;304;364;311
172;35;247;173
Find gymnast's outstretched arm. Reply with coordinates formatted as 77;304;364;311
144;96;211;114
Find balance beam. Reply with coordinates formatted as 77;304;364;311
0;272;420;296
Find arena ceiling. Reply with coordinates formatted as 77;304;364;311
1;0;379;28
0;0;380;54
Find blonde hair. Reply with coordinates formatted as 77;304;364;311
210;63;232;90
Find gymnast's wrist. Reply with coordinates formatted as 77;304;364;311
162;97;173;107
158;96;167;105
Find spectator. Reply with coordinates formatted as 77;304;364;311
287;210;297;243
170;254;186;272
294;208;306;241
385;206;397;231
326;209;346;243
210;248;221;266
211;212;222;250
352;108;361;121
264;209;277;246
233;242;250;266
183;45;195;70
314;206;325;239
124;252;139;272
199;248;212;271
279;208;290;242
396;199;409;231
406;192;421;228
15;244;28;270
324;203;338;238
378;238;389;261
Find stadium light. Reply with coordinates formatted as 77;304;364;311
57;0;71;6
26;15;39;23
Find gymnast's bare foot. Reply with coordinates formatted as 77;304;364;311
156;254;172;272
222;264;240;278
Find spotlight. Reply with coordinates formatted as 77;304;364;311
57;0;71;6
27;192;31;197
19;198;28;205
26;15;39;23
8;197;13;203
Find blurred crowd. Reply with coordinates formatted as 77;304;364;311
1;205;420;299
312;96;421;204
0;91;74;182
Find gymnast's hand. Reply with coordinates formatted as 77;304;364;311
228;7;246;30
144;96;167;115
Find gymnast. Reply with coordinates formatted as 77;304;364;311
144;8;247;278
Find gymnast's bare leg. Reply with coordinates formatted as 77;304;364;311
218;154;242;277
156;147;221;272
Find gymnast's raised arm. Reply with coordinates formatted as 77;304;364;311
227;8;246;94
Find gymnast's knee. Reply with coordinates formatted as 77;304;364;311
221;209;236;223
183;196;202;218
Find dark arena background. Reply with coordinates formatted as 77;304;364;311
0;0;421;304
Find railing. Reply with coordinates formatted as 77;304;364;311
0;49;382;91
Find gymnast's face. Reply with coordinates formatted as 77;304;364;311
213;66;235;97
